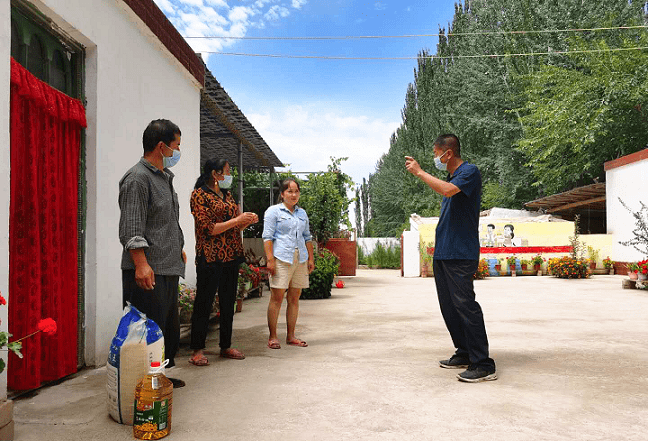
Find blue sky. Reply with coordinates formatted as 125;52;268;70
154;0;458;185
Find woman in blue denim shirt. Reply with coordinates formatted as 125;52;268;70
262;179;315;349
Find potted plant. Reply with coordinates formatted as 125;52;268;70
237;263;256;311
627;262;639;280
494;258;502;272
587;246;600;269
300;248;340;299
637;259;648;281
178;283;197;323
520;258;530;271
419;241;433;277
602;256;615;274
531;254;545;274
506;255;517;275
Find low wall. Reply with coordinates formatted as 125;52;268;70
357;238;400;254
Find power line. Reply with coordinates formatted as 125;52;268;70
183;25;648;40
200;46;648;60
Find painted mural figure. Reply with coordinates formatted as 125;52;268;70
484;223;496;247
501;224;522;247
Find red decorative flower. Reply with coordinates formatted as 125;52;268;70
37;318;57;335
335;280;345;288
0;295;5;306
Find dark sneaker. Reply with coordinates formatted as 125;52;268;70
457;367;497;383
439;355;470;369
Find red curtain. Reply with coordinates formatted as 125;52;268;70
8;58;87;390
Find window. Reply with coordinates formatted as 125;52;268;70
10;5;82;99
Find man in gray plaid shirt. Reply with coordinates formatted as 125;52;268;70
119;119;187;388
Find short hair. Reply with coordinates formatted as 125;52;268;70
504;224;515;238
434;134;461;158
142;119;181;153
487;224;495;229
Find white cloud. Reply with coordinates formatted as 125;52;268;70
255;0;274;7
265;5;290;21
182;0;205;7
229;6;254;23
247;104;399;185
205;0;228;7
291;0;307;9
154;0;175;13
156;0;304;60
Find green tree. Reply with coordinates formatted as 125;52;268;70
366;0;646;235
298;157;354;245
516;35;648;193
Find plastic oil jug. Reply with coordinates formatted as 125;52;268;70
133;361;173;440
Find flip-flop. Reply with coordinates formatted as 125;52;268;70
220;348;246;360
267;339;281;349
188;355;209;366
286;338;308;347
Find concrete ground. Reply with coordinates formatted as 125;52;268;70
13;269;648;441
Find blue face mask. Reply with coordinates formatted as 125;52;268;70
219;174;233;189
162;144;181;168
434;150;448;171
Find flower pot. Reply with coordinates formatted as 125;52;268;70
589;262;596;269
495;264;501;271
628;271;638;281
609;268;614;275
638;272;647;281
521;264;527;270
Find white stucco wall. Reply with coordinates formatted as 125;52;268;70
606;156;648;262
6;0;202;369
1;0;11;400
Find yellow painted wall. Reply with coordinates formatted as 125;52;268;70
418;220;614;267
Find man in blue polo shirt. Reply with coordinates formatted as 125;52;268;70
406;134;496;382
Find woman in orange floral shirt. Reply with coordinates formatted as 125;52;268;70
188;159;257;366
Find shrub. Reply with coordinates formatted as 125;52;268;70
602;257;614;269
474;259;490;279
547;256;589;279
366;241;401;269
357;245;367;265
300;248;340;299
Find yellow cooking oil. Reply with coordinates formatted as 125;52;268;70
133;361;173;440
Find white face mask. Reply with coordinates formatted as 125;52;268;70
219;174;233;189
434;150;449;171
162;144;181;168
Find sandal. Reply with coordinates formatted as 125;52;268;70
267;339;281;349
220;348;245;360
286;338;308;347
188;354;209;366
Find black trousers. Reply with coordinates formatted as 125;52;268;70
433;259;495;370
190;258;240;351
122;270;180;368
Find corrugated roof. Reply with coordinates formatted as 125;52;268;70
524;183;606;215
200;64;283;170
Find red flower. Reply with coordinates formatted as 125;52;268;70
335;280;345;288
0;294;6;306
37;318;57;335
